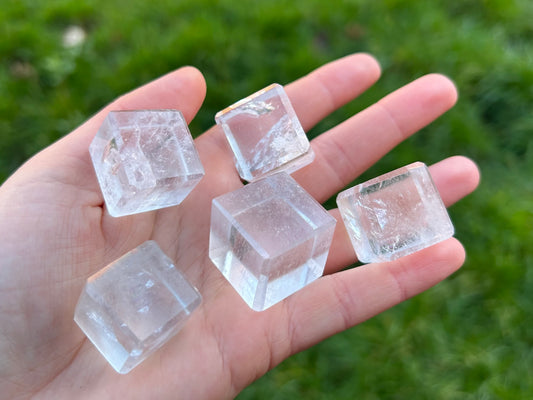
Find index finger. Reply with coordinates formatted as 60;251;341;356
195;53;381;176
286;53;381;131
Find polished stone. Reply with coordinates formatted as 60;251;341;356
215;83;314;182
90;110;204;217
336;162;454;263
209;172;336;311
74;241;201;374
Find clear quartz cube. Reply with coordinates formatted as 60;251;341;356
215;83;314;182
89;110;204;217
209;172;336;311
336;162;454;263
74;241;201;374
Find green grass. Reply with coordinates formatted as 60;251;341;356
1;0;532;398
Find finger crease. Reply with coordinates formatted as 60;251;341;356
282;298;300;362
313;135;357;191
386;260;410;304
313;72;338;113
330;274;356;331
374;101;406;141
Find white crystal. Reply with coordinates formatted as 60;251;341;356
209;172;336;311
336;162;454;263
74;241;201;374
215;83;314;182
89;110;204;217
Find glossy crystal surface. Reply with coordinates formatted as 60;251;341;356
209;172;336;311
336;162;454;263
74;241;201;374
215;83;314;182
89;110;204;217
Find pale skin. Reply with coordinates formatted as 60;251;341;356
0;53;480;399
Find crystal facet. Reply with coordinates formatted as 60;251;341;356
209;172;336;311
215;83;314;182
336;162;454;263
74;241;201;374
89;110;204;217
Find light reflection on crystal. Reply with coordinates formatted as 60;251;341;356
89;110;204;217
74;241;201;374
209;172;336;311
215;83;314;182
337;162;454;263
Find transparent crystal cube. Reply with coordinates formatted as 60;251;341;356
336;162;454;263
209;172;336;311
74;241;201;374
89;110;204;217
215;83;314;182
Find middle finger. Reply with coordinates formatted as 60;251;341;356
293;74;458;202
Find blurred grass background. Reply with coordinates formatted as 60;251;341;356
1;0;532;398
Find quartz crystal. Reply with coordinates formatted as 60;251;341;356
89;110;204;217
209;172;336;311
215;83;314;182
74;241;201;374
336;162;454;263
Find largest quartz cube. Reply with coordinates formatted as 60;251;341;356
89;110;204;217
209;172;336;311
336;162;454;263
74;241;201;374
215;83;314;182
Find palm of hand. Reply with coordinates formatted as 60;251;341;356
0;55;479;400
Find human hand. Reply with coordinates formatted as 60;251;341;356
0;53;479;399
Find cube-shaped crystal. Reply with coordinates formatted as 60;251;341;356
209;172;336;311
74;241;201;374
89;110;204;217
336;162;454;263
215;83;314;182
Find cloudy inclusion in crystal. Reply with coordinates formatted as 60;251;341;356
215;83;314;182
89;110;204;217
74;241;201;374
336;162;454;263
209;172;336;311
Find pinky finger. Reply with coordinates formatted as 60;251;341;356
280;237;465;358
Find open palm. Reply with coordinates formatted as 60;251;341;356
0;54;479;400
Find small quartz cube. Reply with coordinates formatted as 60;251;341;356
336;162;454;263
89;110;204;217
74;241;201;374
209;172;336;311
215;83;314;182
